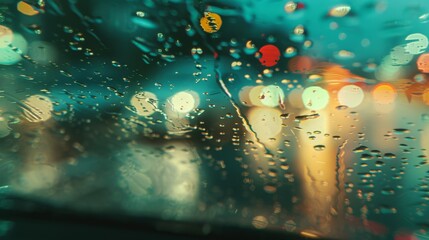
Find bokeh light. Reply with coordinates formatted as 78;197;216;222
0;33;27;65
288;56;313;73
302;86;330;110
337;85;364;108
200;12;222;33
259;85;285;108
288;88;305;108
390;45;413;66
22;95;53;122
17;1;39;16
417;53;429;73
328;5;351;17
258;44;280;67
372;83;397;104
0;25;13;48
169;91;199;114
249;86;266;107
404;33;428;55
130;91;158;116
248;107;282;142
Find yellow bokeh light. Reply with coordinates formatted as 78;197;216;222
200;12;222;33
248;107;282;143
249;86;266;107
130;91;158;116
22;95;53;122
284;1;297;13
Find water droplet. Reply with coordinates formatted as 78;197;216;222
384;153;396;159
360;154;373;161
313;145;326;151
393;128;410;134
353;145;368;153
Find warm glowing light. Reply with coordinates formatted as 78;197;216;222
22;95;53;122
244;41;257;54
259;85;285;108
417;53;429;73
17;1;39;16
372;84;397;104
328;5;351;17
0;25;13;48
246;40;255;49
302;86;330;110
337;85;364;108
248;107;282;142
130;91;158;116
200;12;222;33
249;86;265;107
284;1;297;13
169;91;199;113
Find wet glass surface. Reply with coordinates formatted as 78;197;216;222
1;0;429;239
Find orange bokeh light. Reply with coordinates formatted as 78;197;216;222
372;84;397;104
417;53;429;73
17;1;39;16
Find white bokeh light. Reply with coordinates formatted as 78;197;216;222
169;91;199;113
0;33;27;65
259;85;285;108
337;85;364;108
302;86;330;110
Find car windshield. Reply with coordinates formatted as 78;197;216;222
1;0;429;239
